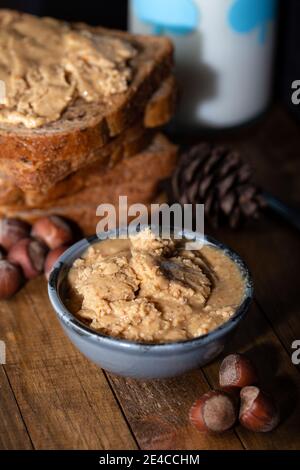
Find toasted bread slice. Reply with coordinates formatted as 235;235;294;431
0;75;178;194
144;76;178;128
0;73;177;193
0;121;155;206
0;134;177;234
0;11;174;190
0;121;155;194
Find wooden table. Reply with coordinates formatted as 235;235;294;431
1;106;300;450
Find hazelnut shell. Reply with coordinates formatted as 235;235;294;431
0;260;23;299
31;216;73;250
0;218;30;251
44;245;69;280
8;238;48;280
219;353;258;390
189;390;237;433
239;386;279;432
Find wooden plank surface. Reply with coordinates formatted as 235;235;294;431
203;302;300;450
107;371;244;450
208;107;300;361
0;280;137;450
0;106;300;449
0;367;33;450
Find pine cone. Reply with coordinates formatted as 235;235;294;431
172;143;265;228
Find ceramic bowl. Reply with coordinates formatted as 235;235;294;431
48;230;253;379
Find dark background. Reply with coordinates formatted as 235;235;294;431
1;0;300;120
0;0;128;28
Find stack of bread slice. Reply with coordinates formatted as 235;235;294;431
0;12;178;234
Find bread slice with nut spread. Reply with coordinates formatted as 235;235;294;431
0;10;174;191
0;74;177;195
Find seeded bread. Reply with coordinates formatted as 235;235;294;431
0;134;177;234
0;11;174;191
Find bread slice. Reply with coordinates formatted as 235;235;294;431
0;122;155;207
144;76;178;128
0;73;176;192
0;122;155;206
0;134;177;234
0;10;174;190
0;71;178;204
0;73;177;194
0;120;155;199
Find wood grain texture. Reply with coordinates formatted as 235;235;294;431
0;367;32;450
0;106;299;450
203;302;300;450
0;279;137;450
205;107;300;362
105;107;300;450
107;371;243;450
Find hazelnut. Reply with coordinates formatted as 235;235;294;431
44;245;69;280
219;353;258;390
0;218;30;251
189;390;237;433
0;260;23;299
239;386;279;432
31;216;73;250
8;238;48;280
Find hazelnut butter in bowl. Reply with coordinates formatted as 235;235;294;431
48;228;253;379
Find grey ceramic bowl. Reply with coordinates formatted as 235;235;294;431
48;230;253;379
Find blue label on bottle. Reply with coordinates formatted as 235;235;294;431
133;0;199;36
228;0;278;44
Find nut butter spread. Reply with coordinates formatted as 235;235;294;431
0;11;136;128
66;229;245;344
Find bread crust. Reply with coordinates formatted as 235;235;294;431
0;134;177;235
144;76;178;128
0;74;177;192
0;15;174;190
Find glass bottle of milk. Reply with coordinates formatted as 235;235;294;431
128;0;278;129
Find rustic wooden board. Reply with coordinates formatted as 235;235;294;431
0;281;137;450
107;371;244;450
0;107;299;449
0;367;32;450
208;107;300;362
